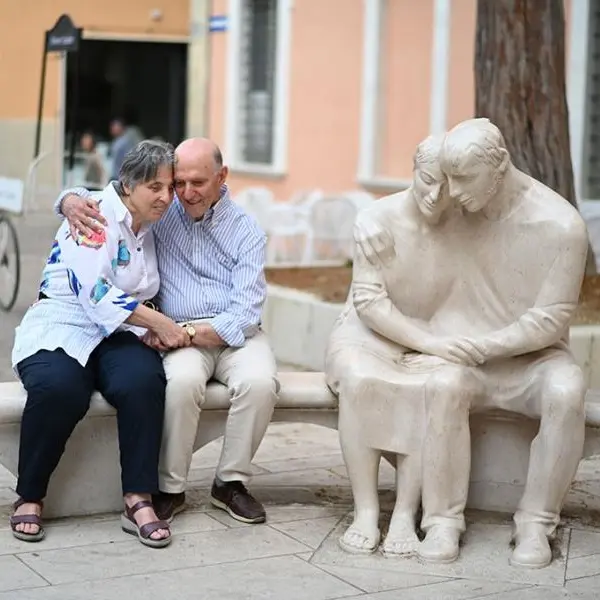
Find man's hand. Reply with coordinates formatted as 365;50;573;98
192;323;225;348
421;336;486;367
354;215;395;266
63;194;107;238
142;331;168;352
152;316;192;350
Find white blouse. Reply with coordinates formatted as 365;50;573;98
12;183;160;371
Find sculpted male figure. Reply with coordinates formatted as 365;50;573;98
417;119;588;568
326;134;471;556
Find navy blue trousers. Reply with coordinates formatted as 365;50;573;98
16;331;166;501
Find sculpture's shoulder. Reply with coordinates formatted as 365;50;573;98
354;191;412;233
526;180;587;243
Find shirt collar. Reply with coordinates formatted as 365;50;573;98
103;181;151;237
104;182;128;223
205;185;233;224
177;184;233;227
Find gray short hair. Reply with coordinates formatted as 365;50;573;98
118;140;176;193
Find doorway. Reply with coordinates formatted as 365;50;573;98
63;38;188;186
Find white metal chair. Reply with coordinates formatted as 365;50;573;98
305;195;358;262
342;190;376;212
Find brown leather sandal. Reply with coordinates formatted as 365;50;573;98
10;498;45;542
121;500;171;548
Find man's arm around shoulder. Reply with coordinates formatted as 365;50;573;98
54;186;107;237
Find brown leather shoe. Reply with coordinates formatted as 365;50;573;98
152;492;186;523
210;479;266;524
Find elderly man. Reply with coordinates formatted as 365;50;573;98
416;119;588;568
54;138;278;525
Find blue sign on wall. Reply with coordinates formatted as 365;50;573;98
209;15;228;32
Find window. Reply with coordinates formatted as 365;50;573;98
239;0;277;164
582;5;600;199
225;0;292;174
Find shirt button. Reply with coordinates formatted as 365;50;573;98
137;247;141;252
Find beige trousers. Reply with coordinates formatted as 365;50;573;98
159;331;278;493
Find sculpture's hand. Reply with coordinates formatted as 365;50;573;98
354;218;395;266
452;337;488;365
421;337;485;367
63;194;107;239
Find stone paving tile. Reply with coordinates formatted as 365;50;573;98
207;504;349;529
312;515;569;588
0;511;226;556
270;515;345;549
480;586;582;599
338;579;531;600
0;555;360;600
16;524;311;585
295;551;314;561
312;564;450;594
567;528;600;560
566;573;600;598
0;556;49;594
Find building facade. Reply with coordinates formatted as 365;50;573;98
0;0;597;204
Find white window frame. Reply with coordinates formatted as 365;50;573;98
567;0;592;202
357;0;451;192
225;0;292;177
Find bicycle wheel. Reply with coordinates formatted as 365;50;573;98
0;214;20;311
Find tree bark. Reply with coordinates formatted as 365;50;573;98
474;0;596;272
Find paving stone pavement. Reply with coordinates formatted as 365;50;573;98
2;211;600;597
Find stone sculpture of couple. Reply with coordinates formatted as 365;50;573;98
325;117;588;569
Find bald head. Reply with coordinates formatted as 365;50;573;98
176;137;223;171
174;137;228;220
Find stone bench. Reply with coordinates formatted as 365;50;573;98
1;373;600;519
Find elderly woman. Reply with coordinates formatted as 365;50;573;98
10;140;190;548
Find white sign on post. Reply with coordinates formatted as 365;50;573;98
0;177;24;214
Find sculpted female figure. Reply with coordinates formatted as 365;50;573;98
325;134;471;556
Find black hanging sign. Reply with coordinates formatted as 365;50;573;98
45;14;82;53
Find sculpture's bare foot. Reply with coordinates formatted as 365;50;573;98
382;512;419;557
339;517;380;554
510;524;552;569
418;525;461;563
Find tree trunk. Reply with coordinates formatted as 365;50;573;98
474;0;596;273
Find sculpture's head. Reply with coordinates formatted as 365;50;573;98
412;133;448;221
440;118;511;212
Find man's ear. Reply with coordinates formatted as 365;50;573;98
498;147;510;173
219;166;229;185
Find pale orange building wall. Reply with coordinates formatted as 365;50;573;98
447;0;476;129
0;0;188;181
0;0;189;120
379;0;434;180
209;0;365;200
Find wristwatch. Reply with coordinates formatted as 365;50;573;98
182;323;196;339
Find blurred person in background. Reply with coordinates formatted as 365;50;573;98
109;114;144;180
80;131;106;190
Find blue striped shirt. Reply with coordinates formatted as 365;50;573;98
55;185;267;347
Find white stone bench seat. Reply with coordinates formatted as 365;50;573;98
0;372;338;423
1;374;600;519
